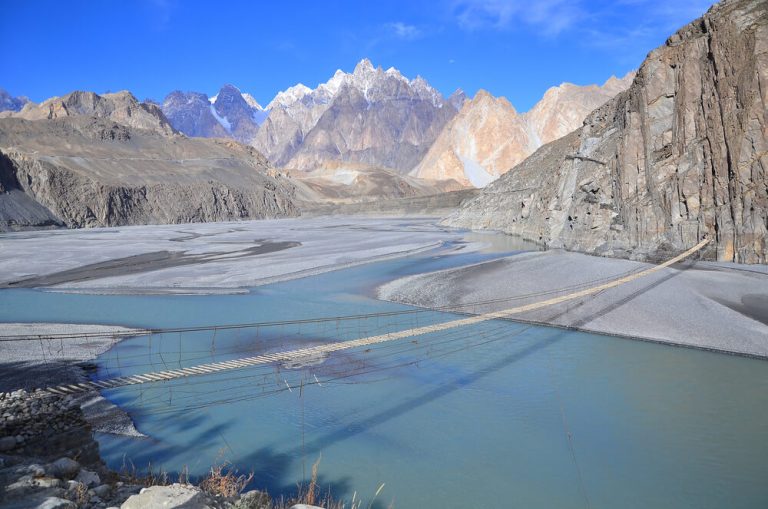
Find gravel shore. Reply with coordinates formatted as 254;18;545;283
0;323;144;437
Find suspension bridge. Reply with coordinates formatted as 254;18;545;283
1;239;710;398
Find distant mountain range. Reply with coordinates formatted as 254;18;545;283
0;60;632;188
0;90;29;113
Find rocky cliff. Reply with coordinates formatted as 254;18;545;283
411;74;634;187
0;117;299;230
444;0;767;264
524;73;635;146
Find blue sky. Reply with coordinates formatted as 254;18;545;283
1;0;713;111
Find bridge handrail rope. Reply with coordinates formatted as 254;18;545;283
0;263;656;342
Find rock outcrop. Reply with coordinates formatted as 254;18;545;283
412;74;634;187
444;0;767;263
0;117;299;230
7;90;176;136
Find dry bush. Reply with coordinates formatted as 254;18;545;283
200;460;254;498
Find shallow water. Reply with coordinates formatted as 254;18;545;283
1;239;767;508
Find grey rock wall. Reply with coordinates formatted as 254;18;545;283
445;0;767;263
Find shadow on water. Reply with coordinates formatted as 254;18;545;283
99;411;238;468
284;327;564;460
103;326;564;505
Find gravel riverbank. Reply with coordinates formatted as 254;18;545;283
379;249;768;357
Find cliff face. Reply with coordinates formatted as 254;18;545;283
445;0;767;263
0;117;299;230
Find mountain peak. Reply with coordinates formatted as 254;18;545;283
218;83;241;94
354;58;375;74
267;83;313;110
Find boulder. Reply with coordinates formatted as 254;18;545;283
92;483;112;498
75;468;100;488
0;436;16;451
49;457;80;479
120;483;213;509
36;498;76;509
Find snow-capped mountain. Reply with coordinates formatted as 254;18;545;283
162;84;266;142
253;58;461;171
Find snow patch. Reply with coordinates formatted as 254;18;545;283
209;104;231;132
459;156;497;188
329;169;359;186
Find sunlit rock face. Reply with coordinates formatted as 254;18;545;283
524;72;635;146
411;91;537;187
445;0;768;264
412;75;633;188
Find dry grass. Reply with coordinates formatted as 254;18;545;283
199;460;254;498
114;453;391;508
73;481;90;506
118;455;170;487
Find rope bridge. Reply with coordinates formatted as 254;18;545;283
36;238;709;397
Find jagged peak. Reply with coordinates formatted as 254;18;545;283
217;83;242;94
266;83;313;110
472;89;495;101
353;58;375;74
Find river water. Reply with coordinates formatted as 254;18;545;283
0;235;766;508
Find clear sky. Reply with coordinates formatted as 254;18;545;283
1;0;714;111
